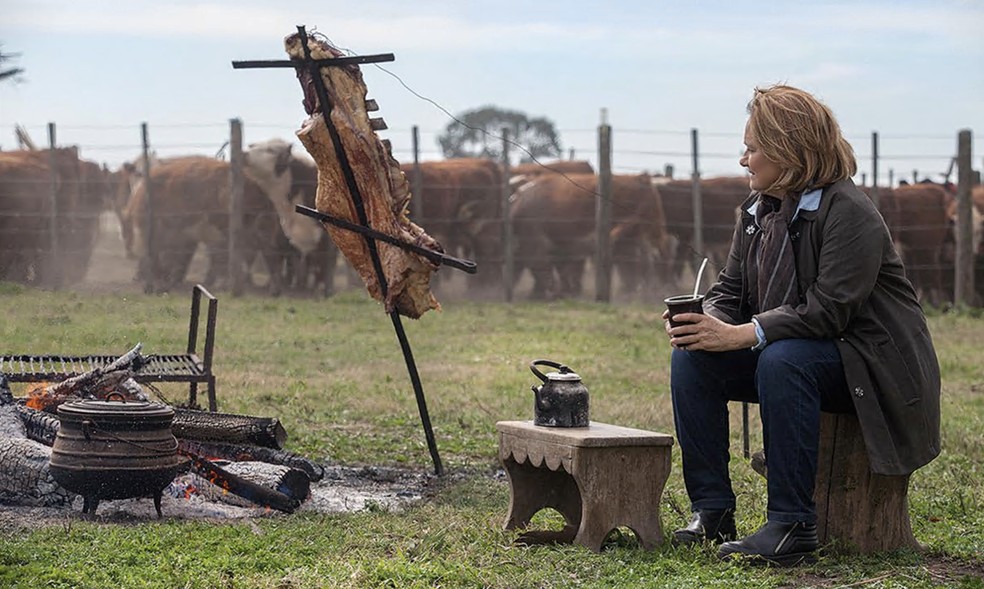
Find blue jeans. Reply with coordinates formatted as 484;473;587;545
670;339;853;524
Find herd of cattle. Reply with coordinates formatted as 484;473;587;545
1;141;983;306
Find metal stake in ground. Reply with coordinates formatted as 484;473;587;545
232;27;444;476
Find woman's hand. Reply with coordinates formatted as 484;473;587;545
662;312;758;352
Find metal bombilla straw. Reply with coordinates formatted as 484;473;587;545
693;257;709;298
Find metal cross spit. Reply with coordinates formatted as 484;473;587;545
232;25;477;476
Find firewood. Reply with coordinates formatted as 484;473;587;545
24;345;147;412
177;462;309;510
179;450;299;513
45;343;143;397
15;405;59;446
171;408;288;449
0;375;13;406
177;439;324;482
221;461;309;502
0;437;75;507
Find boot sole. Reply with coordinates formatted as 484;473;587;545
671;531;737;547
720;550;817;567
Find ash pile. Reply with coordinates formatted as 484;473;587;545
0;345;429;525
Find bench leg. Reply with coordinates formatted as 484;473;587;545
501;458;582;531
573;446;671;552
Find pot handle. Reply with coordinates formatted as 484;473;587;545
81;419;94;441
530;359;571;383
105;391;126;402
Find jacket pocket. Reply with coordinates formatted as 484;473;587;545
874;338;921;405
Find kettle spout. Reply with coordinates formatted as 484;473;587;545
531;385;549;411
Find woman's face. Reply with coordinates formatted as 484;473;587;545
740;120;783;195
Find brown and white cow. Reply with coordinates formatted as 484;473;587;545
509;172;670;299
126;156;287;293
116;139;310;294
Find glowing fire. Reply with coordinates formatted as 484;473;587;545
25;382;57;411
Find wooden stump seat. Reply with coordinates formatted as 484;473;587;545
753;413;920;553
496;420;674;552
814;413;920;553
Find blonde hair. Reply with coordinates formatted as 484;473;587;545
747;84;857;196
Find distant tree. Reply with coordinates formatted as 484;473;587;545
438;106;561;163
0;45;25;83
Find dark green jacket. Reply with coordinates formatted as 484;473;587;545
704;178;941;475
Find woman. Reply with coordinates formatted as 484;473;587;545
663;84;940;566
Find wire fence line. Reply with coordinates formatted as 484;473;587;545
4;120;980;184
1;121;981;307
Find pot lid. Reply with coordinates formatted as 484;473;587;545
57;398;174;418
545;370;581;382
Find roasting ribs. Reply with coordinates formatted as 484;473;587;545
284;32;441;319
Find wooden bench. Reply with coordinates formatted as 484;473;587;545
1;284;219;411
752;413;919;554
497;420;674;552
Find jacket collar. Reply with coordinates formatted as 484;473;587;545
744;187;823;226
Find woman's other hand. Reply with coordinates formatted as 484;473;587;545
666;313;758;352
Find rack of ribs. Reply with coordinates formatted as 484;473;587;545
284;32;442;319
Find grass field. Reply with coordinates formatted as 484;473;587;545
1;282;982;588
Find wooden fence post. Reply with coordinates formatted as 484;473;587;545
596;111;612;303
690;128;704;264
411;125;423;221
46;122;60;289
501;127;514;303
140;122;154;293
954;129;974;306
229;118;245;296
870;131;880;209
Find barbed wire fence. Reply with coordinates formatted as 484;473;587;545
1;120;981;306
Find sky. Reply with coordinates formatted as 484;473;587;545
1;0;982;182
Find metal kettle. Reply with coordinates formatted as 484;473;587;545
530;359;589;427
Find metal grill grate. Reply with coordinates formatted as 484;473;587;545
1;285;219;410
0;354;205;383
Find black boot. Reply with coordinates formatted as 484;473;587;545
718;521;818;566
672;509;737;546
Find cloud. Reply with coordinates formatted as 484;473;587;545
2;0;611;51
795;63;866;85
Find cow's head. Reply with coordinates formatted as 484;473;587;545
245;139;293;182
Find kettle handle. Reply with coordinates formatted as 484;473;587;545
530;359;572;383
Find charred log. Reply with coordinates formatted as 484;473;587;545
178;438;324;481
179;450;299;513
222;461;310;502
15;404;59;446
0;375;13;405
42;344;143;397
172;408;288;449
23;346;148;412
184;461;309;507
0;437;75;506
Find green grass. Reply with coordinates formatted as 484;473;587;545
1;284;982;588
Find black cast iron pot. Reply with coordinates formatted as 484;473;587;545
49;394;188;517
